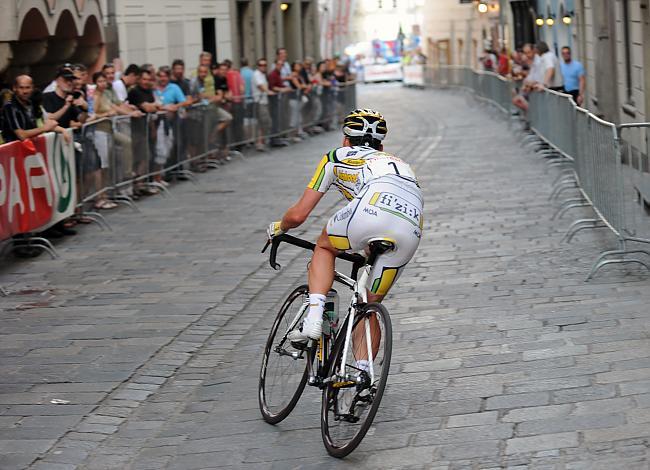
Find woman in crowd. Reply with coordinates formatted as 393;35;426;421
288;61;308;142
88;72;118;209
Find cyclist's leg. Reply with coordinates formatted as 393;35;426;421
291;201;357;340
308;228;339;295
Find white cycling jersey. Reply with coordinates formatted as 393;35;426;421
308;146;423;296
307;146;418;200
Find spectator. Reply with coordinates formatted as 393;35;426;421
127;68;162;195
497;47;510;76
510;50;527;82
193;52;215;96
252;58;274;151
113;63;140;103
1;75;62;143
189;64;229;168
276;48;291;80
305;60;325;133
288;61;308;142
42;66;88;236
211;62;235;158
90;70;140;202
88;72;118;210
268;59;292;146
169;59;195;172
224;59;245;150
480;48;497;72
536;41;563;91
153;66;186;186
72;64;89;97
512;43;544;114
42;66;87;130
170;59;192;98
559;46;585;106
240;58;255;142
316;60;334;130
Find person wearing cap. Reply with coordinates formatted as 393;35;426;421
41;66;87;129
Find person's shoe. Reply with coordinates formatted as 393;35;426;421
291;136;302;143
59;226;77;236
228;150;243;159
287;316;322;343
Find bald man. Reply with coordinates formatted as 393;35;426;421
1;75;70;143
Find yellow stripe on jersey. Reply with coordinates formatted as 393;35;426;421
369;192;381;205
307;155;329;191
328;235;351;250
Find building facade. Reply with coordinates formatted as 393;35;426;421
105;0;320;71
535;0;650;124
0;0;105;87
0;0;320;87
421;0;517;68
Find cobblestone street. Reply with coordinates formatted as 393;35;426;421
2;84;650;469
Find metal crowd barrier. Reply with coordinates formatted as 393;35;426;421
417;64;650;279
527;89;650;279
1;82;357;259
422;65;512;117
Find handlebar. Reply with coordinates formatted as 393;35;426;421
262;233;366;280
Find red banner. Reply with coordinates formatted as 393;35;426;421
0;138;56;241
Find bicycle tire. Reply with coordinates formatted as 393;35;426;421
259;284;310;424
320;302;392;458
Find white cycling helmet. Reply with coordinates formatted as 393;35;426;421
342;108;388;141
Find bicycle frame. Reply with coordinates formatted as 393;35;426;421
262;234;374;389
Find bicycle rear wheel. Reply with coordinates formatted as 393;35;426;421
259;285;310;424
321;302;392;457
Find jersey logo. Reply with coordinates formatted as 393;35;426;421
333;167;359;183
340;158;367;166
368;191;421;227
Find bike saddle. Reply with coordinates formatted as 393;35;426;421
366;238;396;266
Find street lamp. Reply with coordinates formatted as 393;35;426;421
477;2;488;13
280;3;289;11
535;17;545;27
546;15;555;26
562;12;574;25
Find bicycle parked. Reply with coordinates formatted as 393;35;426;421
258;233;394;457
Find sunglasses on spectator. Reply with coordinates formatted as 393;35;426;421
258;63;267;67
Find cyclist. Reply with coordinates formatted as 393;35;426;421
267;109;423;348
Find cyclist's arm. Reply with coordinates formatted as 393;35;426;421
280;188;324;231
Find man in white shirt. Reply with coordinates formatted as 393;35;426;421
276;48;291;82
252;58;274;151
536;41;563;91
113;64;140;102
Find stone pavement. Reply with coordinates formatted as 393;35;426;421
1;84;650;470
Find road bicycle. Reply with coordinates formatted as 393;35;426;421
259;233;394;458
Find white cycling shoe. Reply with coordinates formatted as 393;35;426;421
287;317;323;343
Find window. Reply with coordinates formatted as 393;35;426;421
622;0;634;104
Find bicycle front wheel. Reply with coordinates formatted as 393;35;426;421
321;302;392;458
259;285;310;424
